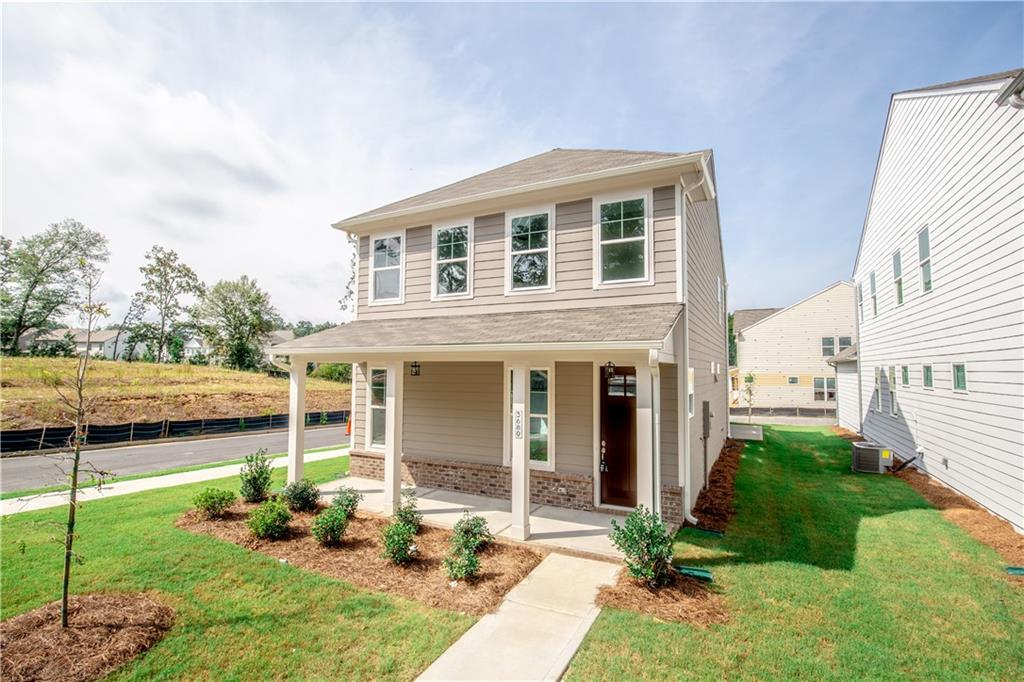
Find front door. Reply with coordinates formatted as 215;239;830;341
600;366;637;507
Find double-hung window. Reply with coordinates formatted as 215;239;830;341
838;336;853;352
952;363;967;392
529;369;551;464
821;336;836;357
687;367;695;417
889;364;899;416
857;283;864;321
893;251;904;305
433;221;472;298
870;272;877;316
370;233;404;303
368;368;387;448
901;365;909;386
594;192;651;286
923;364;934;388
507;207;553;292
874;367;882;411
918;226;933;293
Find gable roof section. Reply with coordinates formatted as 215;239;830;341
895;68;1023;96
271;303;682;354
738;281;853;334
827;343;858;365
732;308;781;332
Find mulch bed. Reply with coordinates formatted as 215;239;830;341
0;593;174;682
596;571;729;626
177;503;543;615
687;438;744;533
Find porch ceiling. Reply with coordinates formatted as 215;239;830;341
270;303;682;357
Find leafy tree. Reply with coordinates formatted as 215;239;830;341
139;246;204;363
112;291;146;361
727;312;737;366
29;331;76;358
743;372;756;424
337;233;358;315
1;219;109;354
194;276;281;370
293;320;334;338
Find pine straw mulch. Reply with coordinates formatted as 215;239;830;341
687;438;744;533
176;502;543;615
0;593;174;682
595;571;729;626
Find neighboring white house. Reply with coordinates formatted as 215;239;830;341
827;344;859;432
182;336;209;360
734;281;856;412
852;69;1024;533
33;328;145;360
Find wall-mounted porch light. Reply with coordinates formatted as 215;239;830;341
410;361;421;377
603;361;616;379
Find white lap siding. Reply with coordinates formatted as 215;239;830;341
835;361;860;432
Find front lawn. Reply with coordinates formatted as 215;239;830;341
567;426;1024;680
0;455;472;680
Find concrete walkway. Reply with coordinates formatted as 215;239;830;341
729;423;763;441
1;447;349;516
321;475;623;559
418;553;619;681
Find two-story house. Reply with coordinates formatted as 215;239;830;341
270;148;729;538
733;281;856;414
851;70;1024;534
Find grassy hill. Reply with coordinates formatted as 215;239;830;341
0;358;351;429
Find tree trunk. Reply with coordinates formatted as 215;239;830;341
60;431;81;628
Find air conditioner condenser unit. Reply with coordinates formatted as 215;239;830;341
851;441;894;474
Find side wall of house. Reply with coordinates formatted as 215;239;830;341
735;282;856;409
853;84;1024;532
835;362;860;432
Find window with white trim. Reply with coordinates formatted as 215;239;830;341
857;283;864;321
838;336;852;352
687;367;695;417
597;195;648;284
370;234;403;302
918;226;933;293
953;363;967;392
369;368;387;448
788;376;799;385
923;364;933;388
901;365;909;386
813;377;835;401
889;365;898;416
870;271;877;316
892;251;904;306
529;369;550;463
508;209;552;291
874;367;882;411
433;223;471;297
821;336;835;357
717;276;723;323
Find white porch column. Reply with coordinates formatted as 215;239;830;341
383;361;404;515
636;363;656;512
651;358;662;517
509;364;530;540
287;359;306;484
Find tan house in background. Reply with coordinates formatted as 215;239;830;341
734;281;855;413
270;148;729;537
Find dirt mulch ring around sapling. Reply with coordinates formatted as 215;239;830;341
177;502;544;615
0;593;174;682
686;438;744;533
596;570;729;626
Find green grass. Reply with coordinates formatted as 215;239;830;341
0;445;348;500
567;426;1024;681
1;455;472;680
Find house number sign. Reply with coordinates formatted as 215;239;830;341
513;408;524;440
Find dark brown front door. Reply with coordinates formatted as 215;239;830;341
600;366;637;507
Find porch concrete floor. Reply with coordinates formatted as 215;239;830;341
319;475;623;560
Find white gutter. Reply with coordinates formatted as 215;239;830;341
269;353;292;372
269;338;669;358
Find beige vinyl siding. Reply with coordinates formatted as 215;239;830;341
357;186;679;319
735;282;856;409
854;82;1024;532
685;197;729;497
835;361;860;432
351;362;365;446
660;364;679;487
553;361;593;475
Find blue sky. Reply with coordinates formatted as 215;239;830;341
3;2;1021;322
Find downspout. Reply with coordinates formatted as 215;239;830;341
269;352;291;373
676;181;700;526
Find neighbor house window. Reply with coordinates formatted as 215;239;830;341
370;233;403;303
822;336;836;357
688;367;695;417
838;336;852;352
892;251;904;305
901;365;909;386
870;272;877;316
923;364;934;388
507;208;553;292
788;376;799;385
717;276;724;323
952;363;967;392
529;369;550;464
874;367;882;411
889;365;898;416
433;222;471;298
918;226;933;293
595;193;649;285
857;283;864;321
369;368;387;447
813;377;836;401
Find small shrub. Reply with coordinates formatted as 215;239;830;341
311;506;349;546
381;521;417;565
609;506;674;589
331;486;363;518
240;449;273;503
248;499;292;540
192;488;236;519
281;478;320;512
452;511;493;552
443;541;481;581
394;488;422;532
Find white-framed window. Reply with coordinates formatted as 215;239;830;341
952;363;967;392
717;276;724;324
822;336;836;357
889;365;898;416
874;367;882;411
506;206;554;293
432;220;472;299
367;367;387;449
838;336;852;352
813;377;835;401
901;365;909;386
857;283;864;321
687;367;695;417
892;251;904;306
369;232;404;304
918;226;933;293
593;189;653;287
923;364;934;389
870;271;877;316
788;376;799;385
503;365;555;470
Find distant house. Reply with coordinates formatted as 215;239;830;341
826;344;859;432
34;328;144;360
182;336;210;361
733;281;856;412
851;69;1023;533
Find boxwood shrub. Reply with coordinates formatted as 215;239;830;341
192;488;236;519
311;506;350;546
281;478;320;512
248;499;292;540
609;505;674;588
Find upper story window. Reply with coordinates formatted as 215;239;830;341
838;336;852;352
952;363;967;392
892;251;904;306
370;233;404;304
821;336;835;357
918;226;933;293
923;364;933;388
874;367;882;411
857;283;864;321
889;364;899;416
593;191;652;287
433;221;472;299
506;207;554;293
870;272;877;316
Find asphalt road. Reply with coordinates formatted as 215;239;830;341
0;426;349;494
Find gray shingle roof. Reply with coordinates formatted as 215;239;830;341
342;148;705;223
733;308;781;332
272;303;683;353
895;69;1022;95
827;343;858;365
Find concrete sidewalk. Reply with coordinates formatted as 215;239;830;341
1;447;349;516
418;553;619;681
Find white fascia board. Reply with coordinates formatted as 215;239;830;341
271;339;668;359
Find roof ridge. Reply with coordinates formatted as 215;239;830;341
895;68;1023;95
